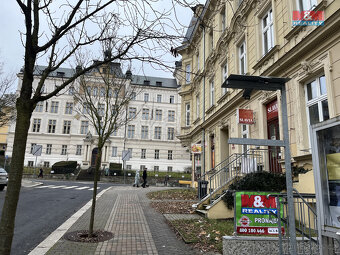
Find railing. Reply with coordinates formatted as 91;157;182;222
269;189;319;255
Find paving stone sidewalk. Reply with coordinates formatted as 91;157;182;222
46;186;199;255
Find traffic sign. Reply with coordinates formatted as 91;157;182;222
122;150;130;161
32;145;42;156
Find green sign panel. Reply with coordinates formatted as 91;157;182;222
235;191;284;235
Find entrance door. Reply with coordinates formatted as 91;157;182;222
91;148;98;167
266;100;281;173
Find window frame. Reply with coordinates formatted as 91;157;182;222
47;119;56;133
63;120;71;134
32;118;41;132
154;126;162;140
239;40;247;75
185;64;191;84
76;145;82;155
141;149;146;159
210;78;215;106
185;103;190;126
262;9;274;55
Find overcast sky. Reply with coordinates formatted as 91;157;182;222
0;1;204;84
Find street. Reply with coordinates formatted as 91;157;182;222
0;180;114;255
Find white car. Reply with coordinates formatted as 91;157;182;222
0;168;8;191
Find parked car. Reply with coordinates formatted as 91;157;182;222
0;168;8;191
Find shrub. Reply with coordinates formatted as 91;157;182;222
52;161;77;174
222;171;286;209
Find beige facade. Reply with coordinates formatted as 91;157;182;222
177;0;340;192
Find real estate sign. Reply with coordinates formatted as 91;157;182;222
235;191;284;235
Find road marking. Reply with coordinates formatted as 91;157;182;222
88;187;101;191
28;186;112;255
61;186;78;189
75;186;90;190
49;185;67;189
35;185;57;189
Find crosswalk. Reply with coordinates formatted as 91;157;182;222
35;184;101;191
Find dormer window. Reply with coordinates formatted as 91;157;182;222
57;71;65;77
156;81;162;86
144;80;150;85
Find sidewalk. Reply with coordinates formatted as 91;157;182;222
31;186;199;255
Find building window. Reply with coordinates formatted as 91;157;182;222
98;104;105;116
262;9;274;55
100;87;105;97
140;165;146;171
168;110;175;122
28;161;34;167
168;127;175;140
185;64;191;84
128;148;133;158
141;126;149;139
63;120;71;134
131;92;136;100
144;93;149;102
221;9;226;31
222;62;228;94
61;145;68;155
126;165;132;170
80;121;89;134
155;149;159;159
35;101;43;112
167;166;173;172
168;150;173;160
185;103;190;126
142;108;149;120
127;125;135;138
46;144;52;155
50;101;59;113
170;95;175;104
157;94;162;103
32;119;41;132
154;166;159;172
196;95;200;119
305;75;329;126
83;103;89;114
154;127;161;140
155;109;162;121
47;120;56;133
65;102;73;114
239;41;247;75
68;86;74;95
30;143;37;154
298;0;317;11
129;107;137;119
210;79;215;106
93;87;98;97
112;146;117;157
76;145;82;155
141;149;146;159
209;31;214;52
44;162;50;168
86;86;92;96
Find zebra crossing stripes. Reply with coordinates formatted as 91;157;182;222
35;185;101;191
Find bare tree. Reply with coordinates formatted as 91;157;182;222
0;62;16;128
0;0;191;253
73;61;138;236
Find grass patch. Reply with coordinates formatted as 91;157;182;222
147;188;197;200
170;218;234;253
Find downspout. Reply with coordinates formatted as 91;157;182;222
201;23;206;179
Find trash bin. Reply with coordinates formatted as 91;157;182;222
198;180;208;199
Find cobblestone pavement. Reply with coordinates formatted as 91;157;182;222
46;186;199;255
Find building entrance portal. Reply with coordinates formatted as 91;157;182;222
91;148;98;167
267;100;282;173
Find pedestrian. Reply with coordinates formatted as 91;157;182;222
164;174;169;186
38;168;43;178
133;169;140;187
142;168;148;188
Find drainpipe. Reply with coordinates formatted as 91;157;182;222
201;23;206;179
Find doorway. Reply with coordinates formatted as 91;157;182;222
91;147;98;167
266;100;282;173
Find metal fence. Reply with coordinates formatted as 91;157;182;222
269;190;319;255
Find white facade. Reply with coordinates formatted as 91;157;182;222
6;66;191;172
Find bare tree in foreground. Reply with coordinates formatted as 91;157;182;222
0;0;192;253
73;62;138;236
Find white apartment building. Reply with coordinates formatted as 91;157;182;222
6;63;191;172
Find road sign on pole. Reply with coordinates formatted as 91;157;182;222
32;145;42;156
122;150;130;161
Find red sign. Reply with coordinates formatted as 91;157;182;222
237;109;254;124
241;194;277;208
237;226;285;235
266;100;278;121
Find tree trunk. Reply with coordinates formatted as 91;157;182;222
0;100;33;254
88;145;103;237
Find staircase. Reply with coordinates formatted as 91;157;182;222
196;149;265;218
